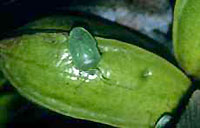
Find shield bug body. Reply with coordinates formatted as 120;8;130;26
68;27;101;71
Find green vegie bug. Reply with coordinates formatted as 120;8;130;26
68;27;101;70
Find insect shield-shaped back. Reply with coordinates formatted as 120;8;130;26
69;27;101;70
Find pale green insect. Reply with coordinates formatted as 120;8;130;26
68;27;101;70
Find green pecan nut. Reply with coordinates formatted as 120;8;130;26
0;15;190;127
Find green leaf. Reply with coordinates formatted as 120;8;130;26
173;0;200;78
0;29;190;127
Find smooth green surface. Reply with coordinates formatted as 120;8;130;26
173;0;200;78
0;32;190;127
69;27;101;70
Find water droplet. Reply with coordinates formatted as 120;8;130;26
81;72;88;77
68;68;72;74
72;67;80;76
68;56;72;60
88;74;98;80
155;114;173;128
99;68;111;78
66;60;72;64
56;52;70;67
85;79;90;82
143;70;153;77
70;76;78;81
